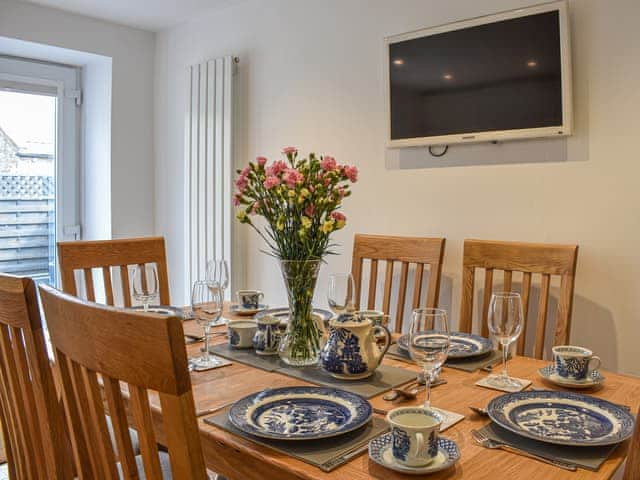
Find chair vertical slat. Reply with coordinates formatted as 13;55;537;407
56;351;94;477
130;385;163;479
0;325;38;479
83;368;119;478
103;377;139;479
0;345;26;479
159;392;208;480
9;326;47;478
367;259;378;310
555;274;575;348
518;272;532;355
351;256;363;310
120;265;132;308
84;268;96;302
481;269;494;338
534;274;551;359
395;262;409;332
383;261;394;329
68;358;102;477
503;270;513;292
102;267;115;306
458;266;475;333
411;263;424;310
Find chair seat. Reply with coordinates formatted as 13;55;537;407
106;415;141;455
118;452;219;479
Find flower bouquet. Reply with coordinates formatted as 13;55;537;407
234;147;358;365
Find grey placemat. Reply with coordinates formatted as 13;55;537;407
387;344;501;373
204;411;388;472
385;344;413;364
275;363;417;399
480;423;618;471
210;343;281;372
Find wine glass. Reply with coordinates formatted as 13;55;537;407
408;308;450;408
207;259;229;324
327;273;356;317
190;280;224;370
486;292;524;389
132;264;159;311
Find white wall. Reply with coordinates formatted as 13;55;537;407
0;0;155;238
155;0;640;375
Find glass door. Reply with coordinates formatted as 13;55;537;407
0;56;80;285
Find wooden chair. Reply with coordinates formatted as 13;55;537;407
57;237;171;306
351;234;446;333
459;239;578;359
623;406;640;480
0;274;73;479
39;284;207;480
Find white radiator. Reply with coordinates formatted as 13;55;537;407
185;55;236;293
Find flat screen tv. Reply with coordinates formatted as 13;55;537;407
385;1;572;148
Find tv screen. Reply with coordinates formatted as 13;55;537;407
386;2;571;146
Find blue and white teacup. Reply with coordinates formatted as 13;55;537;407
553;345;601;381
236;290;264;309
386;407;441;467
228;320;257;349
252;315;281;355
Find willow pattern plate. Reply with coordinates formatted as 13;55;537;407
487;390;635;446
228;386;372;440
397;331;493;359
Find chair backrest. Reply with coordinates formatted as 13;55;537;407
57;237;171;307
459;239;578;359
39;284;207;480
0;274;73;479
624;406;640;480
351;234;446;333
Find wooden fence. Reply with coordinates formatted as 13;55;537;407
0;175;54;282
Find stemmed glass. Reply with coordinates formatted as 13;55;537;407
327;273;356;316
132;264;159;311
206;259;229;324
190;280;224;370
486;292;524;389
408;308;450;408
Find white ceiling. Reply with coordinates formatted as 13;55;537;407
20;0;242;31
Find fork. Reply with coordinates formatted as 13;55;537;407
471;429;577;471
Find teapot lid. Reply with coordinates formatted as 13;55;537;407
330;313;371;328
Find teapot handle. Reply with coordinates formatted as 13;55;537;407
373;324;391;365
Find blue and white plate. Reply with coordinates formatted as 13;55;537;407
228;386;372;440
254;307;333;325
397;331;493;359
368;433;459;475
229;303;269;316
538;365;605;389
487;390;635;446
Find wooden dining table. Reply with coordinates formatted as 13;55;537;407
139;305;640;480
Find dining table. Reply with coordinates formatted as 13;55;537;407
133;304;640;480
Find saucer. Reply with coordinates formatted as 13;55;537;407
368;433;459;475
538;364;605;389
229;304;268;316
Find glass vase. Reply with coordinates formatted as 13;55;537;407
277;259;322;366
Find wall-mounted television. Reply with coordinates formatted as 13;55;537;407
385;1;572;148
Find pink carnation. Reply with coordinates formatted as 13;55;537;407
320;156;337;171
331;211;346;221
344;165;358;183
233;194;242;206
263;176;281;189
256;156;267;167
240;166;251;177
266;160;288;176
235;176;248;193
304;204;315;216
338;186;346;198
282;146;298;155
250;201;260;215
283;168;304;188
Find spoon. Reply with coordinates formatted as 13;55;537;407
383;380;420;401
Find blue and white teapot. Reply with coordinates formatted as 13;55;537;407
320;313;391;380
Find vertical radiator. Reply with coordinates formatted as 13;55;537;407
185;56;236;293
